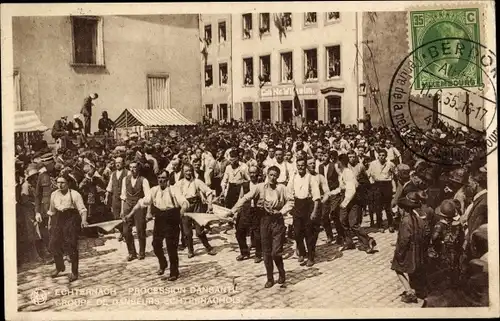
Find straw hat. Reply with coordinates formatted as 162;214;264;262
26;167;39;179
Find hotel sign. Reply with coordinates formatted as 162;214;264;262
260;86;318;98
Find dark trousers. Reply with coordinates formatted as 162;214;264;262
225;183;242;208
260;210;286;281
84;115;91;135
152;207;181;277
49;210;81;275
374;181;394;228
340;197;370;248
322;194;343;239
235;206;262;257
123;208;147;256
293;198;321;261
181;216;212;253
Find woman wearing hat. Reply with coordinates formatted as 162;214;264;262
391;192;427;304
429;199;465;286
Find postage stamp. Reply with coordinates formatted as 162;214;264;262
409;8;483;90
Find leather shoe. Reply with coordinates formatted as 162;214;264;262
68;273;79;282
297;256;305;263
187;252;195;259
138;254;145;260
51;268;64;278
167;275;178;281
388;226;395;233
127;254;137;262
254;256;263;263
368;238;377;252
178;244;186;251
277;275;286;284
306;260;315;267
156;268;165;275
236;254;250;261
264;280;275;288
206;248;217;256
341;244;355;251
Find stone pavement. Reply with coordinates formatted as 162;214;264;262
17;215;424;311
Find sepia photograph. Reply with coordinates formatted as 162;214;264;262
2;2;498;319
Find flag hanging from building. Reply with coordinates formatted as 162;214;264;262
293;83;302;117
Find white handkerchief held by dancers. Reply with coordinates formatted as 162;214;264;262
185;205;233;227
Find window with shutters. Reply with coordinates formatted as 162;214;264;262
14;69;21;111
147;75;170;109
71;16;104;66
242;13;253;39
280;51;293;83
243;57;254;86
304;48;318;82
205;65;213;87
218;21;227;43
326;45;341;79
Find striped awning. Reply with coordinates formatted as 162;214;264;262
15;111;48;133
114;108;195;128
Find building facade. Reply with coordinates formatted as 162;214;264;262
13;15;201;140
230;12;364;124
200;14;233;121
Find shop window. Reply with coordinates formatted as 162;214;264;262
305;99;318;121
280;51;293;83
326;12;340;23
243;57;254;86
304;48;318;82
327;96;341;123
259;55;271;85
261;102;271;121
206;104;213;118
281;100;293;122
205;65;213;87
304;12;317;26
219;63;228;86
204;24;212;45
259;13;271;36
219;103;228;120
326;45;341;79
218;21;227;43
242;13;253;39
244;102;254;120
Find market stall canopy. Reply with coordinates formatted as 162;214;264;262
114;108;195;128
15;111;48;133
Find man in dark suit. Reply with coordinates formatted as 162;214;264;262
464;170;487;259
80;93;98;135
318;150;342;244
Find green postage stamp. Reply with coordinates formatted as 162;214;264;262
409;8;483;91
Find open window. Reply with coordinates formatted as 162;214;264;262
259;55;271;85
71;16;104;66
218;21;227;43
280;52;293;83
304;12;317;26
282;13;293;30
242;13;253;39
304;48;318;82
204;24;212;46
243;58;254;86
326;12;340;23
206;104;213;118
326;45;341;79
259;13;270;36
219;63;228;86
205;65;213;87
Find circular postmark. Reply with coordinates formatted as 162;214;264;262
389;37;497;166
30;288;48;305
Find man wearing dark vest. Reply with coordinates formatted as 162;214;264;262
221;149;250;208
318;150;342;244
128;170;188;281
105;157;129;240
80;93;98;136
121;162;150;261
235;165;263;263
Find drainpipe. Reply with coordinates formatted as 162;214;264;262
355;12;361;130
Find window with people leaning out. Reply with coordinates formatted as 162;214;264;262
281;51;293;83
304;12;317;26
219;63;228;86
326;45;341;79
304;48;318;82
242;13;252;39
259;13;270;36
259;55;271;85
326;12;340;23
205;64;213;87
218;21;227;43
243;57;254;86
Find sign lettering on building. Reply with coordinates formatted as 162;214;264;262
260;86;318;98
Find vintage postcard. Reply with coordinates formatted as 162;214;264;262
2;1;498;320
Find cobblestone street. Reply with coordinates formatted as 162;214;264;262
17;216;423;311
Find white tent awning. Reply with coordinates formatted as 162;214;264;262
114;108;196;128
15;111;48;133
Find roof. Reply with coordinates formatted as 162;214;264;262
114;108;196;128
15;111;48;133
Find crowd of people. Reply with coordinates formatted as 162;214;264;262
15;116;489;306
